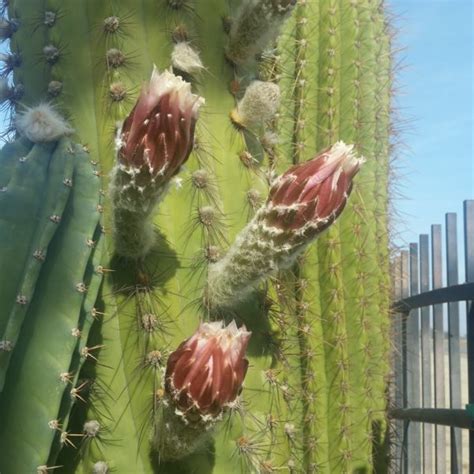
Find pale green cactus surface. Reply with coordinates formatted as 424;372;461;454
0;0;393;472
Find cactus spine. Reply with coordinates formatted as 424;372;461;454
0;0;393;472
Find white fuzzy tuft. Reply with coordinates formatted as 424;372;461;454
171;42;205;75
15;104;73;143
83;419;101;437
261;130;279;147
235;80;280;128
92;461;109;474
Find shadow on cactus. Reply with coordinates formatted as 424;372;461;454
110;231;180;296
0;0;393;472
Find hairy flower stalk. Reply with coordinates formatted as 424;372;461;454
154;321;251;460
110;67;204;258
206;141;364;310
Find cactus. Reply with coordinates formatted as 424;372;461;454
0;0;393;472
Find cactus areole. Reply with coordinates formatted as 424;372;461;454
0;0;393;473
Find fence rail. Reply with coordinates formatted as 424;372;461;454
390;408;474;430
390;200;473;473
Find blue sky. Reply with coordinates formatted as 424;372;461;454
389;0;473;266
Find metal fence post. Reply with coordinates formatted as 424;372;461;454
419;234;433;472
463;200;474;469
401;250;409;473
431;224;446;472
446;212;462;472
408;243;422;472
393;253;404;471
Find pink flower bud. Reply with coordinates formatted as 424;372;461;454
117;67;204;179
165;321;251;418
265;141;364;237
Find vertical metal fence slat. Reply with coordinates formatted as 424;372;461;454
401;250;410;474
463;200;474;471
431;224;446;472
446;212;462;473
393;254;404;471
408;243;422;473
419;234;433;472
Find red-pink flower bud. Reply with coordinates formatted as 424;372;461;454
264;141;364;238
165;321;251;418
117;67;204;179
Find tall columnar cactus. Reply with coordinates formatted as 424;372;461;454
0;0;393;473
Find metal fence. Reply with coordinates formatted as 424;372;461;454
390;200;474;473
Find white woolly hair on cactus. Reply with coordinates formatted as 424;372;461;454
83;419;101;437
231;80;280;129
15;103;73;143
171;42;205;75
92;461;109;474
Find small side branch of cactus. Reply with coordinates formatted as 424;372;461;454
110;67;204;259
205;142;364;310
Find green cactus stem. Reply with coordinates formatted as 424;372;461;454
0;139;53;353
0;137;75;389
0;0;394;472
0;138;102;472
